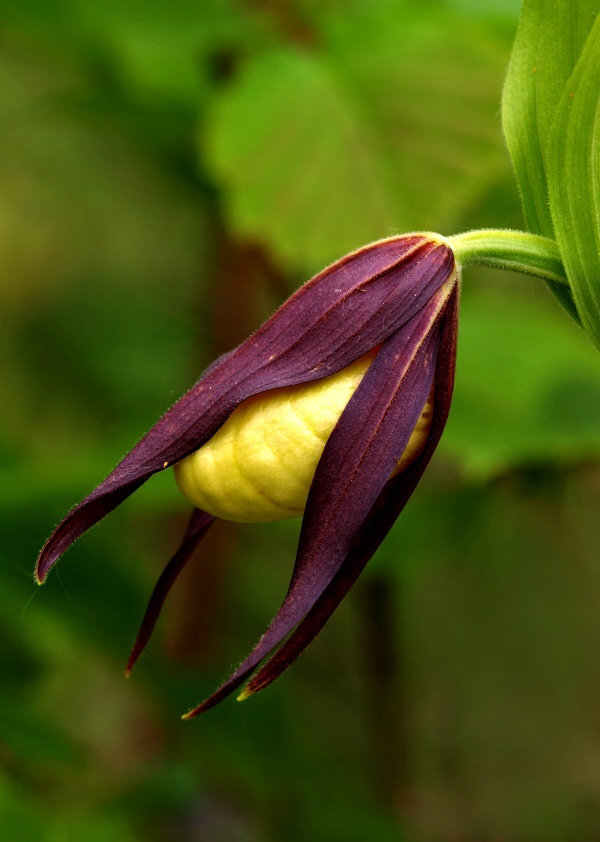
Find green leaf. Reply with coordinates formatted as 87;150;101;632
502;0;597;320
547;15;600;351
207;8;511;273
502;0;597;235
208;50;396;272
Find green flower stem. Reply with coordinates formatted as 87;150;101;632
447;229;568;286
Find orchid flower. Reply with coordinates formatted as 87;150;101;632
36;233;460;717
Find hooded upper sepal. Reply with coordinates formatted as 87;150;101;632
36;234;456;584
182;280;459;716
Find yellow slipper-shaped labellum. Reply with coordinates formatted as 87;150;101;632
174;351;434;523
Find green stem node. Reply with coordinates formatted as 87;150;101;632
447;229;568;286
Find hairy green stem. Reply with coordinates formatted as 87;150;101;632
447;229;568;286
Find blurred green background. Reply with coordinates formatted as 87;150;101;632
2;1;600;840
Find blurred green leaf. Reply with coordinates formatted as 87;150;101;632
0;774;45;842
442;274;600;477
207;7;511;272
0;44;203;313
43;813;141;842
69;0;258;107
0;0;259;108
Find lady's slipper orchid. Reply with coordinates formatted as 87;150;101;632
36;233;459;716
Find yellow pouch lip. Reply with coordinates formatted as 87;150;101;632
174;350;433;523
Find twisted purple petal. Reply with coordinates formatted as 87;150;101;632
125;508;214;677
242;285;459;698
183;282;458;715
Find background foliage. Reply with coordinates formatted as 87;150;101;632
2;1;600;840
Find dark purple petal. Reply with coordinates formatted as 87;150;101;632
125;508;214;677
241;285;459;698
182;282;457;716
37;236;455;583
